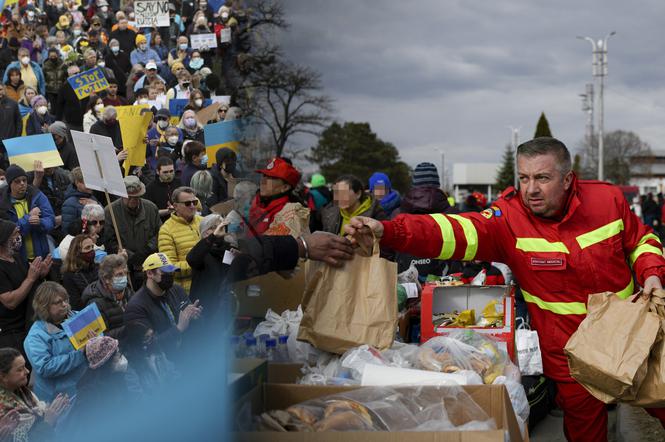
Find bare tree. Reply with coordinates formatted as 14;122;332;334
580;130;653;184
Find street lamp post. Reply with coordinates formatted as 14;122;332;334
577;31;616;181
508;127;520;188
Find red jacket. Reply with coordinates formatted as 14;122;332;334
381;177;665;382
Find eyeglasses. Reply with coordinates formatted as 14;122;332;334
87;220;105;226
177;199;198;207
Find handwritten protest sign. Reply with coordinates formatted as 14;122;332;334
190;33;218;50
67;66;109;99
135;0;170;27
116;105;153;174
62;304;107;350
3;134;63;171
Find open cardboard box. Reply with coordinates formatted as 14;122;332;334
233;270;305;317
421;284;516;360
232;362;528;442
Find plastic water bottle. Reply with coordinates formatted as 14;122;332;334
265;338;277;362
257;334;269;359
244;337;257;358
276;335;289;362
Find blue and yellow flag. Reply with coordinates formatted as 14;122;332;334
204;119;241;166
3;134;63;171
62;303;107;350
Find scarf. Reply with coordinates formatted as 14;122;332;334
380;190;401;215
339;196;373;235
248;193;290;236
0;385;41;442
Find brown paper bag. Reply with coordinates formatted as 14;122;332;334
628;289;665;407
297;240;397;354
564;291;660;403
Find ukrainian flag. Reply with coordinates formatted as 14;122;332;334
62;303;107;350
3;134;64;171
204;119;241;166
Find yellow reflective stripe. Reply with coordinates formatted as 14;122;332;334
521;289;587;315
576;219;624;250
629;244;663;266
515;238;569;254
430;214;455;260
449;214;478;260
637;233;662;246
616;279;635;300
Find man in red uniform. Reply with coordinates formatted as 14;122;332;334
346;137;665;442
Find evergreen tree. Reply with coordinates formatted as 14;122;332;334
496;144;515;192
534;112;553;138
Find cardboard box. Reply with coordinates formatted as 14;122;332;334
233;270;305;317
421;284;516;360
237;383;527;442
268;362;303;384
230;358;269;430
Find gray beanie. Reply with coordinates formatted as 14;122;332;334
49;121;69;138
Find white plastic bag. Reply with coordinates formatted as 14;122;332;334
516;318;543;376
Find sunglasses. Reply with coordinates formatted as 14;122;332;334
177;199;198;207
87;220;105;226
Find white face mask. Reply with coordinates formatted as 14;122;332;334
194;98;203;107
167;136;179;145
0;179;6;189
157;120;169;129
94;103;104;112
112;354;128;372
73;29;81;36
110;46;119;54
138;98;148;105
37;105;48;115
97;61;105;67
139;44;147;51
100;5;108;12
20;56;30;65
221;12;228;19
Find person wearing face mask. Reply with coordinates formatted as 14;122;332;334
49;121;80;170
207;148;237;206
167;36;191;68
42;48;65;106
26;95;55;135
104;40;131;97
90;106;124;151
130;34;162;68
82;93;104;133
61;234;99;311
157;127;184;164
187;51;205;74
185;88;205;112
178;109;204;144
125;253;202;358
61;167;99;233
2;48;45;96
82;254;134;339
146;109;179;168
166;70;192;101
180;141;206;187
103;176;161;290
0;220;51;355
145;157;181;222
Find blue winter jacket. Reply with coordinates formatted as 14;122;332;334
2;60;46;95
24;320;88;403
0;186;55;260
61;185;99;233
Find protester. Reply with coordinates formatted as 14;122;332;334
103;176;161;289
26;95;55;135
145;157;181;222
0;220;50;354
81;254;133;339
180;141;206;186
208;147;236;206
102;78;128;107
90;106;123;150
166;69;192;100
130;34;161;67
306;173;332;232
109;18;137;55
124;253;202;357
24;282;88;402
0;165;55;260
249;157;309;236
185;88;205;112
104;43;131;97
190;170;213;215
0;85;22;162
158;187;202;293
61;234;98;310
0;348;70;441
158;126;184;164
82;93;104;133
28;161;69;234
54;64;87;132
61;167;99;232
369;172;401;218
19;85;38;108
320;174;385;235
178;109;204;143
3;67;25;103
42;47;65;106
346;137;665;440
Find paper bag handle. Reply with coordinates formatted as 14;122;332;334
356;230;380;257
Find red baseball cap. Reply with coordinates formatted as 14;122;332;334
256;158;301;188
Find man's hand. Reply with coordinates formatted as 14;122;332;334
176;300;203;332
301;232;354;267
27;257;42;282
643;275;663;297
39;255;53;278
78;198;95;206
117;150;128;161
343;216;384;253
33;160;44;186
29;207;41;217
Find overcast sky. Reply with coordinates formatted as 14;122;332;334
279;0;665;172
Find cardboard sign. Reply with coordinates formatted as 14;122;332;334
67;66;109;100
3;134;63;171
190;33;218;50
134;0;170;27
116;105;153;174
71;130;128;198
62;303;107;350
168;98;212;117
220;27;231;43
195;101;221;125
204;119;241;164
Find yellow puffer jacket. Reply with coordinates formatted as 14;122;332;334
158;213;202;293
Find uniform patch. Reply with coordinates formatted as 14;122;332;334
491;206;502;217
481;209;493;219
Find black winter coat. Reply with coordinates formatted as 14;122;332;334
90;120;123;150
0;96;22;141
55;82;88;128
81;280;133;339
62;266;98;310
27;168;71;216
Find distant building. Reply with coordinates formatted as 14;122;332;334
629;151;662;194
452;163;500;202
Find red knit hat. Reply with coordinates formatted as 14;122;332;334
256;158;301;188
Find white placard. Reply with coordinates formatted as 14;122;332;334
190;33;218;50
210;95;231;105
134;0;170;28
71;131;128;198
220;27;231;43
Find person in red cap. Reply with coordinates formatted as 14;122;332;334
249;157;309;236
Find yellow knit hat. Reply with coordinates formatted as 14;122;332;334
135;34;147;45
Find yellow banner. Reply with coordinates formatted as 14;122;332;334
117;105;152;175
